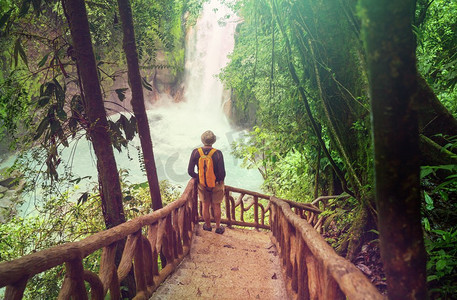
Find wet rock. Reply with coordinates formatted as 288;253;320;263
0;177;15;188
0;170;24;223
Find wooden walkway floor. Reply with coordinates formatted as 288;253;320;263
151;224;289;299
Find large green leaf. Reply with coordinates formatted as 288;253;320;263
0;8;13;29
37;53;50;68
141;77;153;91
33;116;49;140
38;96;50;107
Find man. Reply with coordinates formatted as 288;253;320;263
188;130;226;234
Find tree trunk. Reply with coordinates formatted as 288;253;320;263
313;145;321;199
117;0;163;210
361;0;428;298
416;75;457;143
63;1;136;296
63;0;125;228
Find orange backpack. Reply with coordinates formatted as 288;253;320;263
197;147;217;188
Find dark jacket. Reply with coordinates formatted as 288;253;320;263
188;147;226;183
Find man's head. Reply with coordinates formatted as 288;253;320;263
201;130;216;146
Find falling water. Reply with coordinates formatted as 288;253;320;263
142;0;263;190
1;0;262;216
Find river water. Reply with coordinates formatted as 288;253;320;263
1;0;262;215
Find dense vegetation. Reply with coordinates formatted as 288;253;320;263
221;0;457;298
0;0;456;298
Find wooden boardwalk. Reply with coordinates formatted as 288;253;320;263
151;224;289;299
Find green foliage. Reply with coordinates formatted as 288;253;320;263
416;0;457;115
421;164;457;298
425;229;457;292
0;73;33;147
232;126;314;200
223;0;373;207
119;169;181;218
320;196;357;250
0;187;104;299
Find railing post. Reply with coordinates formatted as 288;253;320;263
254;196;259;229
133;231;147;295
182;207;190;248
239;194;245;222
163;215;174;264
173;209;183;257
225;188;232;227
147;223;160;277
140;235;154;288
230;195;236;222
60;258;88;300
83;270;104;300
4;276;28;300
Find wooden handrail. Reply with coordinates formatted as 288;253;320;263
221;185;322;230
269;196;384;300
0;181;382;300
0;179;199;299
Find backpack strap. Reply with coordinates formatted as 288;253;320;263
198;147;217;157
208;148;217;157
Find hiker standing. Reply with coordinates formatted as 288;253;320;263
188;130;226;234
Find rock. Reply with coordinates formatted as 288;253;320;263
0;177;15;188
0;197;14;208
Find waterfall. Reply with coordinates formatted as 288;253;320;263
144;0;262;190
183;0;237;114
1;0;262;216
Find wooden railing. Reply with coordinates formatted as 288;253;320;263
220;186;322;230
0;179;199;300
269;196;384;300
0;180;383;300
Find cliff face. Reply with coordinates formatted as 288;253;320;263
104;49;185;114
